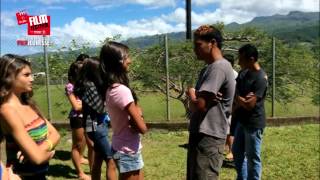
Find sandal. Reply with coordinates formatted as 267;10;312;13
80;158;89;165
78;173;91;180
225;152;234;161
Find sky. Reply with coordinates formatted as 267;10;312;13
1;0;319;55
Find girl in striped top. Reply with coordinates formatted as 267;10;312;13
0;54;60;180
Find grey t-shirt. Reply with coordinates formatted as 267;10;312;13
189;59;236;139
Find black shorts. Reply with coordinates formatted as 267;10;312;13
69;116;84;129
20;172;46;180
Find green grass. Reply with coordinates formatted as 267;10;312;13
265;97;320;117
32;85;319;122
262;125;320;179
138;92;186;122
47;124;319;180
33;85;70;121
32;85;187;122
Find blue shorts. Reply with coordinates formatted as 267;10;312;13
87;123;112;159
113;150;144;173
0;163;2;179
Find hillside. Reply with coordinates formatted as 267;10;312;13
125;11;319;48
225;11;319;43
27;11;319;59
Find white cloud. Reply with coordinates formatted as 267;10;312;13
192;9;255;25
9;0;317;53
193;0;319;16
34;0;176;10
162;7;254;26
1;11;17;27
52;17;109;46
47;6;66;10
193;0;219;6
162;7;186;23
221;0;319;18
129;0;176;7
51;0;319;48
86;0;176;9
166;0;319;25
35;0;81;5
51;16;183;47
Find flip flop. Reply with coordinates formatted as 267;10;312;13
80;158;89;165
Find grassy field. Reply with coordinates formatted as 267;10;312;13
46;124;319;180
32;85;319;122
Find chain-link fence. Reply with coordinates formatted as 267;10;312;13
2;35;319;123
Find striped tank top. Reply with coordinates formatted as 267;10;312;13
5;116;49;176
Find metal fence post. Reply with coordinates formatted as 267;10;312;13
272;37;276;117
164;34;170;121
44;35;52;121
186;0;192;40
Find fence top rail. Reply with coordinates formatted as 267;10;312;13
52;116;320;130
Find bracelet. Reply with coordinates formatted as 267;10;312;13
45;139;53;151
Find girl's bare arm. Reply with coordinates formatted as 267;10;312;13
66;93;82;111
0;105;54;165
126;102;148;134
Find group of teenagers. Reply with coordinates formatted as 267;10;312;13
65;42;147;180
186;25;267;180
0;41;147;180
0;24;267;180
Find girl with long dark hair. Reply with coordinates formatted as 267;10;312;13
66;60;93;180
74;57;117;180
0;54;60;180
100;42;147;180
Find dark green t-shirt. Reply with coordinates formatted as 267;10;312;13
234;68;268;128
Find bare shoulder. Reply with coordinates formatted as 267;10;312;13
0;104;22;133
0;103;18;116
0;103;21;126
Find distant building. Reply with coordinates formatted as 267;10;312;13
33;72;45;77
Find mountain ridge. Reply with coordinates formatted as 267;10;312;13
125;11;319;48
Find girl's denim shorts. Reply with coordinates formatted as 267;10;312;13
113;150;144;173
87;123;112;159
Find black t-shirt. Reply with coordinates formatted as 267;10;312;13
234;68;268;128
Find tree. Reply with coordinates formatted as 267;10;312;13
130;39;202;117
223;27;318;105
310;39;320;105
131;26;319;118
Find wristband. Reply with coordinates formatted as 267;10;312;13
45;139;53;151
